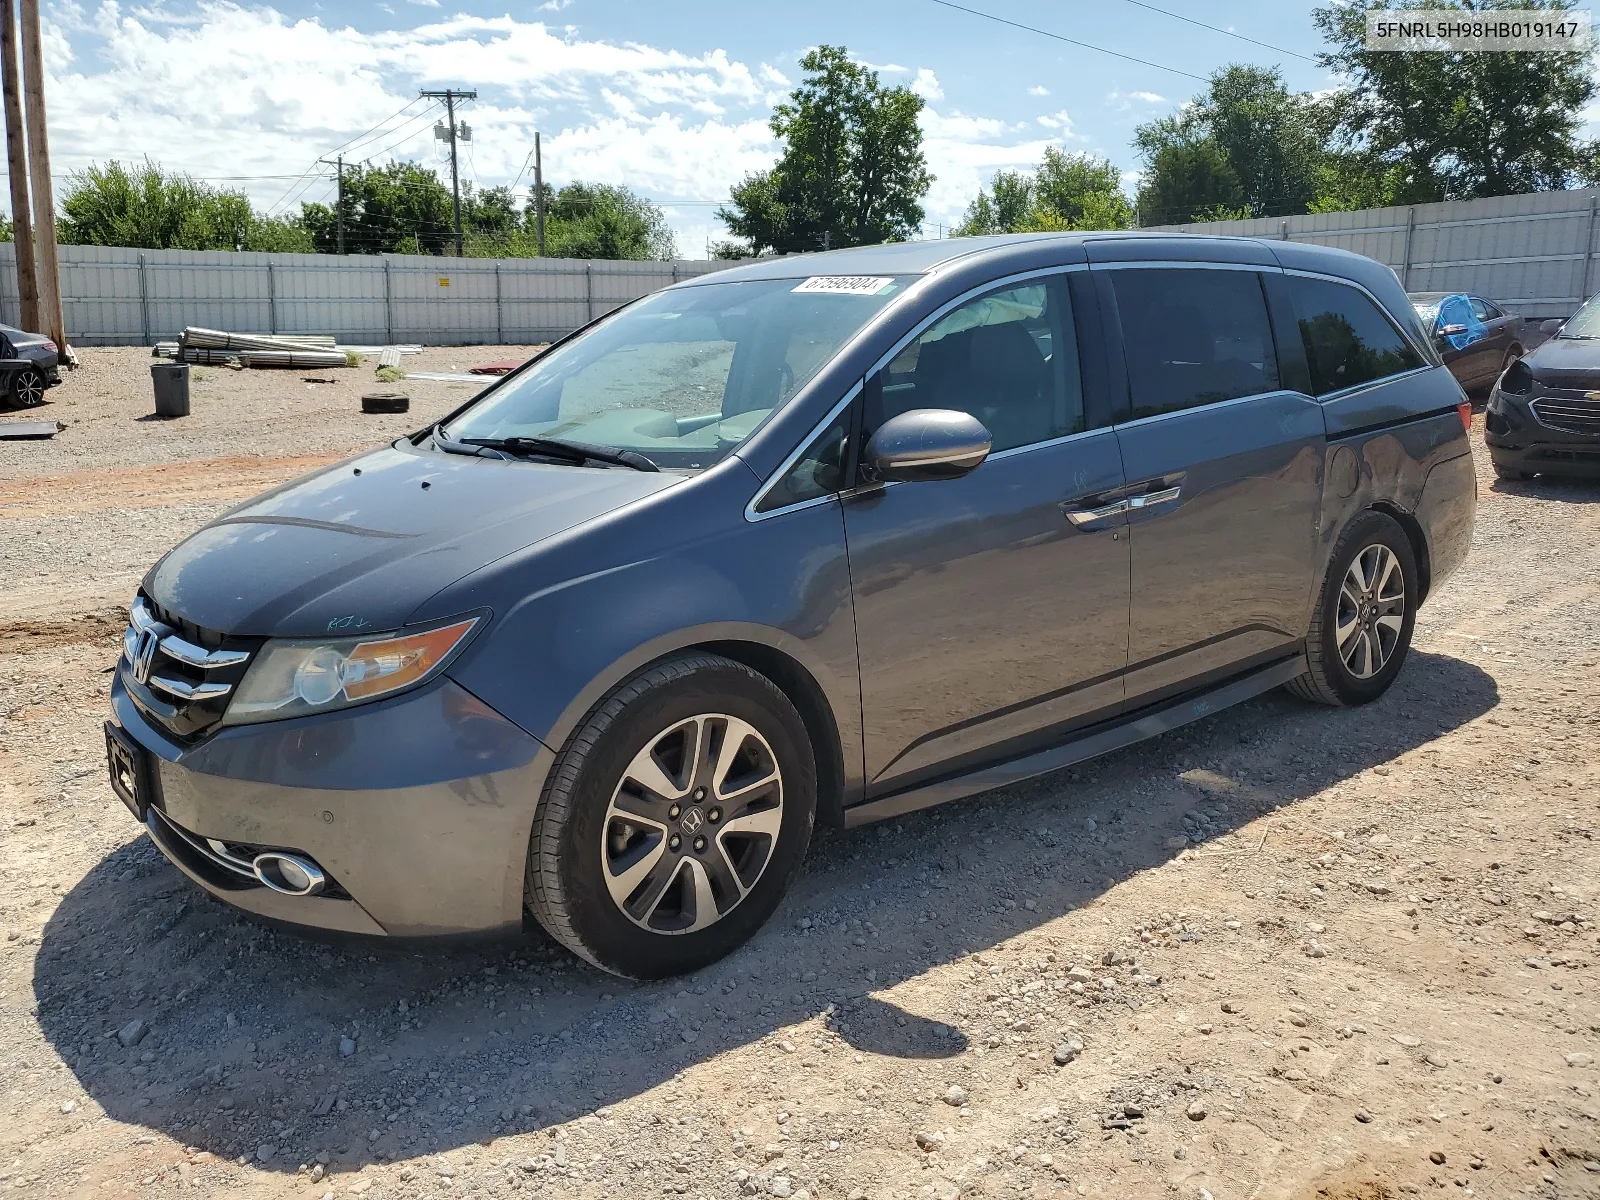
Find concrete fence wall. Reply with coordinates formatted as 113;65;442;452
1153;188;1600;319
0;244;736;347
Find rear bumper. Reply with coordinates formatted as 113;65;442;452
109;671;554;937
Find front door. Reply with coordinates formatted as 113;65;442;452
1101;265;1325;705
843;273;1131;794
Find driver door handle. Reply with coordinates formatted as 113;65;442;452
1062;498;1130;526
1128;485;1181;509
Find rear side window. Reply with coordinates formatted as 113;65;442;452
1287;275;1423;396
1108;268;1280;420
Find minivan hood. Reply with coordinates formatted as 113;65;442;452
144;443;683;637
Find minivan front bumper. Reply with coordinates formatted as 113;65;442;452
109;670;553;938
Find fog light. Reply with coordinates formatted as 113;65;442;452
253;852;326;896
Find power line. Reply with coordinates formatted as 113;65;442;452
1113;0;1315;62
926;0;1208;82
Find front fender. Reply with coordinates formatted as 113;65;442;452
435;474;863;811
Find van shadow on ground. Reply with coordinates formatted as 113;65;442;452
34;650;1496;1174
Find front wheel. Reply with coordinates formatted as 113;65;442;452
526;653;816;979
1286;512;1418;706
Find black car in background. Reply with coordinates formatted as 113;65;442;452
1486;291;1600;480
1410;292;1529;395
0;321;60;407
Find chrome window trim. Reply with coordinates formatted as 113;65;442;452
1113;388;1313;432
986;424;1102;462
1314;364;1436;405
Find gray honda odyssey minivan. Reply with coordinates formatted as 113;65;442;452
106;232;1477;978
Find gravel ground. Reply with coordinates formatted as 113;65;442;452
0;351;1597;1200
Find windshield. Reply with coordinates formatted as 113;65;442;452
1560;292;1600;338
441;275;913;469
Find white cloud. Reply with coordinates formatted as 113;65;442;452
1027;85;1050;97
911;67;943;101
539;0;576;9
408;0;440;7
37;3;1104;252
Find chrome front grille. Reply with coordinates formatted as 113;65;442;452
1531;393;1600;436
122;596;258;740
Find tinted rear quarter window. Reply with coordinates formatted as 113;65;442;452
1287;275;1423;396
1109;268;1280;420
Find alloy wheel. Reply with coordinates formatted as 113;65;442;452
1336;543;1406;679
601;713;784;935
14;370;43;407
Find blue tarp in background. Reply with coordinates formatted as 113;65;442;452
1435;293;1487;351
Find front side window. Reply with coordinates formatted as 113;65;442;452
443;276;910;469
1109;268;1280;420
755;410;850;514
1287;275;1423;396
864;278;1083;454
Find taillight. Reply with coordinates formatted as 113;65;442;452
41;340;55;351
1457;400;1472;432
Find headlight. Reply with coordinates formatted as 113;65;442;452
222;616;481;725
1499;359;1534;395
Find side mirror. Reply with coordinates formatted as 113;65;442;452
1540;318;1563;336
1437;322;1469;338
865;409;992;483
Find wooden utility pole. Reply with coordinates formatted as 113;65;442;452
534;132;546;257
18;0;62;351
0;0;36;332
420;88;475;257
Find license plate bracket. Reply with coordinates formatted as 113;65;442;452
104;721;149;820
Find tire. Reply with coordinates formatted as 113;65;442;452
9;367;44;408
526;653;816;979
1286;511;1418;707
1493;462;1532;482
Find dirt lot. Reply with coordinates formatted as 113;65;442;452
0;348;1597;1200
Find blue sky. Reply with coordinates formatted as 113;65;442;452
24;1;1489;255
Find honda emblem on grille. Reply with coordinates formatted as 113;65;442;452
132;629;158;686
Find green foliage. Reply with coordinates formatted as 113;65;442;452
1312;0;1597;201
956;149;1132;235
708;239;752;260
463;180;676;260
1135;135;1246;226
1133;66;1322;224
0;211;12;242
375;365;406;382
300;161;455;255
719;45;932;253
59;159;314;251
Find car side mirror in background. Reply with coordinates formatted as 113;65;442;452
1438;323;1469;338
864;409;992;483
1540;318;1563;336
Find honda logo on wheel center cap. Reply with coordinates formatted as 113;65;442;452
679;806;705;835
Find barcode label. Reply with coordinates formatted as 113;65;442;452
792;276;895;296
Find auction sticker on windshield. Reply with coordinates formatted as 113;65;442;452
793;276;896;296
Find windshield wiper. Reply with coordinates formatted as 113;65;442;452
432;425;658;472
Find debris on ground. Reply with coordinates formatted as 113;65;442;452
468;359;527;375
0;419;63;439
155;328;350;369
403;371;486;383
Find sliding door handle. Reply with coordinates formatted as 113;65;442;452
1127;485;1181;510
1061;498;1129;526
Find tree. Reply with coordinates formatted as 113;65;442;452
719;45;932;253
1313;0;1598;202
546;182;676;260
59;159;313;251
299;161;454;255
956;150;1132;235
1133;66;1322;223
1135;135;1247;225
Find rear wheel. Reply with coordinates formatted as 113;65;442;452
8;367;44;408
525;654;816;978
1286;512;1417;706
